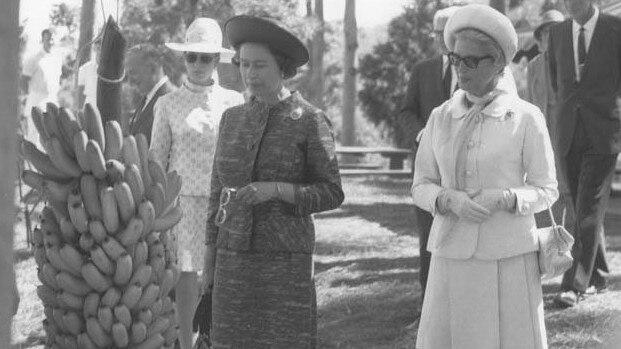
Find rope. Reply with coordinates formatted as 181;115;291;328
98;70;126;84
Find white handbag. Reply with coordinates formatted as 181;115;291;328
537;206;575;280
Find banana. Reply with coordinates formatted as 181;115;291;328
102;236;126;261
165;170;182;210
62;312;83;338
36;284;58;308
41;206;60;234
118;217;144;247
112;322;130;348
161;295;173;314
148;241;165;260
84;103;106;151
124;164;145;208
101;286;122;308
138;200;156;237
43;178;77;202
147;156;168;193
21;140;70;181
57;107;82;157
47;137;82;177
154;204;183;231
145;183;166;218
56;270;92;296
137;308;153;325
122;135;141;169
73;130;91;172
129;264;152;289
80;174;102;220
59;217;78;244
42;227;61;248
169;263;181;287
106;159;126;184
81;262;113;292
52;308;68;334
97;306;114;332
104;120;123;160
114;181;136;222
33;245;47;267
130;321;147;344
77;332;98;349
78;232;95;252
113;252;133;286
163;323;179;346
146;317;169;338
133;240;149;272
64;334;78;349
136;283;160;310
149;298;163;319
114;304;132;329
32;226;44;246
59;244;86;275
42;108;62;144
89;220;108;243
48;199;69;222
86;140;107;179
86;316;113;348
120;283;142;309
100;186;120;234
46;246;72;275
43;319;59;339
68;201;89;234
159;268;175;297
134;333;164;349
145;232;160;246
58;291;84;311
150;255;166;284
135;133;152;188
31;106;49;140
22;169;44;191
41;263;60;290
90;244;115;276
83;292;100;318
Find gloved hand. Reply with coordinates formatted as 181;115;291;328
236;182;277;205
192;292;213;335
437;189;491;223
470;189;516;214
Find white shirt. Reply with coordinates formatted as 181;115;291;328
78;60;98;107
572;6;599;81
142;76;170;113
23;49;62;99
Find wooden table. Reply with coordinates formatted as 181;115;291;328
336;146;412;177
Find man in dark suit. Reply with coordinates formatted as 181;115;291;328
398;6;459;304
548;0;621;307
126;44;176;144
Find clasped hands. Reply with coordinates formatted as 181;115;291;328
236;182;278;205
437;188;516;223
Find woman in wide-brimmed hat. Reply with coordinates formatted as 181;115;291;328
203;15;344;348
150;17;244;349
412;5;558;348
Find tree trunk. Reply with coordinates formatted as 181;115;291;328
342;0;357;146
490;0;506;13
77;0;96;66
309;0;325;110
0;0;20;339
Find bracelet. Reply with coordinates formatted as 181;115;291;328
275;182;282;200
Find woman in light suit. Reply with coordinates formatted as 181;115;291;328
412;5;558;349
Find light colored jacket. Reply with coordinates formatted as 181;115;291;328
412;89;558;260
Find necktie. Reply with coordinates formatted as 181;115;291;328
442;63;451;97
578;26;587;76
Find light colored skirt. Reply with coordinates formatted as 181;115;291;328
170;195;208;272
416;252;547;349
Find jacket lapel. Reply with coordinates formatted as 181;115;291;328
582;15;607;81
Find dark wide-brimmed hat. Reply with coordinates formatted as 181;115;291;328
534;10;564;40
224;15;309;68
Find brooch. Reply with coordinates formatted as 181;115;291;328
505;110;514;119
289;107;303;120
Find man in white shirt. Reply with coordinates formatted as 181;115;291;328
77;38;101;109
21;29;62;145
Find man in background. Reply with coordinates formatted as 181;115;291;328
397;6;459;305
77;36;101;109
126;44;176;144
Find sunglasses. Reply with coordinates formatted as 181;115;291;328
185;53;217;64
215;187;236;225
448;52;494;69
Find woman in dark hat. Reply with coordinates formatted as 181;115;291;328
203;15;344;348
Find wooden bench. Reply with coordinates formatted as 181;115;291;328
336;146;412;177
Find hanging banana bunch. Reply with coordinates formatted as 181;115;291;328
25;102;183;349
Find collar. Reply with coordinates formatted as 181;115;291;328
448;87;514;120
145;76;169;102
573;6;599;33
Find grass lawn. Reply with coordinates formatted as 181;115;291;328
11;177;621;348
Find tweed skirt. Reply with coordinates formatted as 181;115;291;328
211;248;316;349
416;252;547;349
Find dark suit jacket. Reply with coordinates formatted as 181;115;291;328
398;56;450;152
128;80;176;145
548;14;621;155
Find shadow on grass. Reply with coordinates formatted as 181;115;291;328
318;203;417;237
315;256;419;274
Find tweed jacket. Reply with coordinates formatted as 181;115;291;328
412;90;559;260
206;92;344;253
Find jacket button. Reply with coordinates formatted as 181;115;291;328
465;170;472;176
246;142;255;151
468;140;475;148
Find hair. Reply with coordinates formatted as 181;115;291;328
127;44;165;70
232;42;298;79
41;29;52;39
454;28;506;70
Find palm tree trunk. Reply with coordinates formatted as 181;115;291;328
342;0;357;146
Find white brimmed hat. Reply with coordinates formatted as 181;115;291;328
165;18;234;57
444;4;518;65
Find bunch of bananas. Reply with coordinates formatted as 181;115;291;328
25;103;183;349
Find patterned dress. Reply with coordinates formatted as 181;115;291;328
151;81;244;272
206;92;344;348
